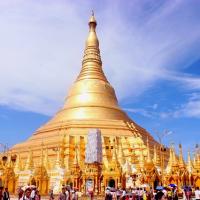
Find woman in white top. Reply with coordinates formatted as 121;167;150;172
195;187;200;200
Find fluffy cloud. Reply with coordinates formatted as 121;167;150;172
173;93;200;118
0;0;200;115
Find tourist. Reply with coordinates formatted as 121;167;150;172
3;188;10;200
21;187;32;200
71;189;78;200
195;187;200;200
112;190;117;200
143;190;147;200
155;191;165;200
34;190;40;200
172;187;178;200
49;189;54;200
18;187;24;200
65;187;70;200
138;188;143;200
105;189;112;200
148;187;154;200
167;189;172;200
87;189;94;200
58;187;67;200
185;187;192;200
30;187;36;200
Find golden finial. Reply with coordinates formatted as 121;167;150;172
89;10;96;26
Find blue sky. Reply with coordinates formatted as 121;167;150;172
0;0;200;157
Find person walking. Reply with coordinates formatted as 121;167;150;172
58;187;67;200
71;189;78;200
65;187;70;200
195;187;200;200
155;191;165;200
3;188;10;200
49;189;54;200
34;190;40;200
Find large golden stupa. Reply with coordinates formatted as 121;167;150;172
1;13;200;195
12;13;157;159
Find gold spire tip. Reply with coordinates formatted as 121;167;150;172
89;11;96;25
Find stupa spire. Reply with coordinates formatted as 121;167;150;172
153;145;157;165
25;149;34;170
166;147;173;173
14;154;22;172
44;148;50;170
77;12;107;82
178;144;185;168
187;150;194;173
172;145;178;167
7;154;12;168
139;145;144;169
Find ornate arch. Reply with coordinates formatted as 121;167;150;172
32;166;49;195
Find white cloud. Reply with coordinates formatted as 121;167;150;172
0;1;200;115
156;93;200;119
173;95;200;118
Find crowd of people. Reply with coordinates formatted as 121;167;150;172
0;187;10;200
53;185;79;200
104;186;200;200
17;185;41;200
0;184;199;200
0;185;40;200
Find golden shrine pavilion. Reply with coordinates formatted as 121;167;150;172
0;13;200;195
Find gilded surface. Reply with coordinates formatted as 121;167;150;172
0;13;199;194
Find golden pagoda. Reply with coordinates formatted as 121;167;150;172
0;13;200;195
